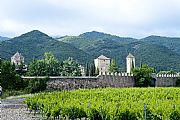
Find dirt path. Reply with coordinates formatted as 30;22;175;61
0;98;42;120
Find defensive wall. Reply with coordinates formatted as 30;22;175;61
22;73;179;90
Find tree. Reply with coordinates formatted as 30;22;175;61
27;52;81;76
27;59;46;76
132;64;155;87
61;57;81;76
0;58;2;74
43;52;61;76
89;63;96;76
0;60;21;90
85;63;89;76
108;59;119;73
27;52;61;76
95;67;99;76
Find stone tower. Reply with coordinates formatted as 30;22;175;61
126;53;135;73
11;52;24;66
94;55;111;74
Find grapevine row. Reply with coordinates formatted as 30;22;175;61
24;88;180;120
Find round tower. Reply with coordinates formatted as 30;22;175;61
126;53;135;73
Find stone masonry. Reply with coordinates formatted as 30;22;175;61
22;73;179;90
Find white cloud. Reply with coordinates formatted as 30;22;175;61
1;0;180;38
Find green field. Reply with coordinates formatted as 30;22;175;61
24;88;180;120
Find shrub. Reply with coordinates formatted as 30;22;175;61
25;77;49;93
176;77;180;87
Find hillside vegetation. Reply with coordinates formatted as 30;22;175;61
59;31;180;71
1;30;180;71
0;30;91;64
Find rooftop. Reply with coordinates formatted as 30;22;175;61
97;55;110;60
126;53;135;58
12;52;24;59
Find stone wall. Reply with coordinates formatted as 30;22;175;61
21;73;179;90
155;74;178;87
46;75;134;90
46;76;99;90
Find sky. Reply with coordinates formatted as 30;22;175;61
1;0;180;38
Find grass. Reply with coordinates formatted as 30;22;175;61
0;90;30;99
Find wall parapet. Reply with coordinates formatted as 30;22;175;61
22;76;98;79
99;72;133;76
156;74;180;77
21;73;179;90
99;72;180;78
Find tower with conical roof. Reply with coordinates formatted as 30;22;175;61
126;53;135;73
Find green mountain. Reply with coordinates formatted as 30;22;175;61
0;30;91;64
58;31;180;72
141;35;180;55
1;30;180;71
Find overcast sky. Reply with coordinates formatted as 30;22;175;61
1;0;180;38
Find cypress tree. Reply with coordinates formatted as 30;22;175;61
95;67;99;76
90;63;95;76
108;59;119;73
85;63;89;76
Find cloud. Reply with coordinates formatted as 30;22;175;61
0;0;180;38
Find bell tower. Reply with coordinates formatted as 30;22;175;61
126;53;135;73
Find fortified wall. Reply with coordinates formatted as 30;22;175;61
22;73;179;90
155;74;179;87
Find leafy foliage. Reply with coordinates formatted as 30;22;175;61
24;88;180;120
1;30;180;71
132;64;155;87
25;77;49;93
85;63;89;76
0;30;91;64
85;63;96;76
0;60;25;90
108;59;119;73
141;35;180;55
59;32;180;72
27;52;81;76
61;57;81;76
89;63;96;76
176;77;180;87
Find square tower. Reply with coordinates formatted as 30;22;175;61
94;55;110;74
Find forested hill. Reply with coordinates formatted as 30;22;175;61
0;30;91;64
0;36;10;41
1;30;180;71
140;35;180;55
58;31;180;72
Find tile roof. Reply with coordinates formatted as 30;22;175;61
126;53;135;58
97;55;110;60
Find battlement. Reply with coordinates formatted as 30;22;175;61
156;73;180;77
99;72;180;78
21;73;179;90
99;72;133;77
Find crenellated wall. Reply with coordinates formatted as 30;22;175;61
21;73;179;90
155;74;179;87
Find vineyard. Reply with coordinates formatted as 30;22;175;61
24;88;180;120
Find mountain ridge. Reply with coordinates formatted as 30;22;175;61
58;31;180;71
0;30;91;64
0;36;10;41
1;30;180;71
